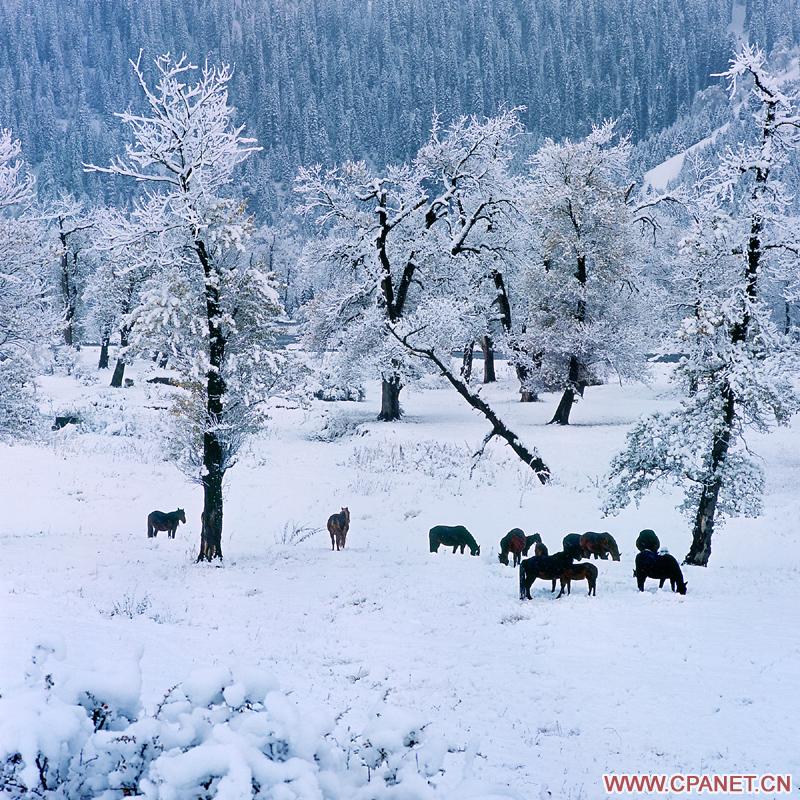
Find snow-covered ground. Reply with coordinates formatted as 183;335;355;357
1;351;799;798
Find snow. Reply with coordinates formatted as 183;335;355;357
1;349;799;797
642;126;728;191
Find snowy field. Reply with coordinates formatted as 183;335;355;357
1;351;799;798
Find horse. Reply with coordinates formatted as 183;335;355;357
559;563;598;596
635;529;660;553
327;507;350;551
562;533;584;560
634;551;687;595
429;525;480;556
147;508;186;539
498;530;540;566
519;551;574;599
580;531;620;561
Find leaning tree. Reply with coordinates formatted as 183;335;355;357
87;53;283;561
606;47;800;566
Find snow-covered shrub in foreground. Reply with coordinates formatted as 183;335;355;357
0;647;484;799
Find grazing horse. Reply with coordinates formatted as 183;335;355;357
519;551;574;599
498;530;540;566
634;551;687;594
562;533;584;560
429;525;480;556
327;507;350;551
559;563;598;596
580;531;620;561
147;508;186;539
635;529;660;553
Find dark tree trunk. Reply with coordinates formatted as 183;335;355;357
196;239;227;562
158;353;169;369
461;341;475;383
98;335;110;369
378;374;402;421
480;335;496;383
685;390;735;566
490;268;537;401
110;325;130;388
550;255;588;424
59;223;79;347
685;100;774;566
549;355;585;425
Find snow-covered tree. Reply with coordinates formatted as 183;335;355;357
0;129;53;436
517;121;651;425
606;47;800;566
87;53;283;562
50;194;94;347
296;109;523;420
83;208;151;379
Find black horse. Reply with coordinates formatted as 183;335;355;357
635;529;660;553
147;508;186;539
429;525;480;556
562;533;584;560
634;551;687;594
519;551;574;599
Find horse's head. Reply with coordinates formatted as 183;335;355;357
342;506;350;521
471;544;481;556
498;552;509;565
177;508;186;524
677;580;688;595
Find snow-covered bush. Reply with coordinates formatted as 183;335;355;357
0;648;475;799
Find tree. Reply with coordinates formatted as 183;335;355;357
0;128;52;436
296;109;523;421
519;121;653;425
605;47;800;566
87;53;282;562
51;194;94;347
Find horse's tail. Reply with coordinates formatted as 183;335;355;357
519;562;526;600
429;530;438;553
147;514;153;538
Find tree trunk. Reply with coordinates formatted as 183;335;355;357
378;374;402;421
461;341;475;382
685;390;735;566
480;335;496;383
196;239;227;562
98;335;110;369
110;325;130;387
549;355;585;425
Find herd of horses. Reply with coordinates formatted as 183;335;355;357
146;506;687;598
429;524;688;598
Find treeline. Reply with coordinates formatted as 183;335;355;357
2;0;798;214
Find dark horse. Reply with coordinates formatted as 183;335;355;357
498;529;541;566
519;551;574;599
327;507;350;551
562;533;584;560
580;531;621;561
147;508;186;539
635;529;660;553
429;525;480;556
634;551;687;594
559;563;598;596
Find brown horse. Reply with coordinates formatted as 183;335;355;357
559;563;598;596
327;507;350;551
147;508;186;539
580;531;620;561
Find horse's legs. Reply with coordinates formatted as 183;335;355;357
659;577;666;589
550;579;556;593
